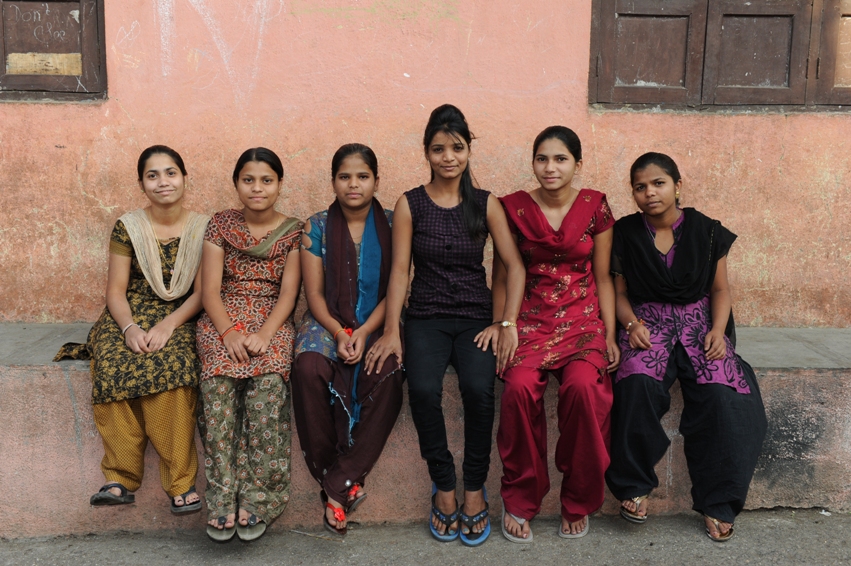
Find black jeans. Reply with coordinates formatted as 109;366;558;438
605;342;767;523
405;317;496;492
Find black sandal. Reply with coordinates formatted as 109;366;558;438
170;487;202;515
90;483;135;506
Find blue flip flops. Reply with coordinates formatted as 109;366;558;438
429;484;460;542
459;486;490;547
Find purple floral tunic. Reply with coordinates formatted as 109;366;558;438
615;213;750;394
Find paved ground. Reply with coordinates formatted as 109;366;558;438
5;323;851;368
1;509;849;566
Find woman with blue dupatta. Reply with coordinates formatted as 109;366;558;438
292;143;404;536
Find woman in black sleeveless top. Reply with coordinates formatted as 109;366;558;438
367;104;525;546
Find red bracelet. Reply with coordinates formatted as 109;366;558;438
334;327;353;339
221;322;244;340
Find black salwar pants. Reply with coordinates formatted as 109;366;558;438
605;342;767;523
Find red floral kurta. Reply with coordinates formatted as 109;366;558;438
197;209;302;381
501;189;614;370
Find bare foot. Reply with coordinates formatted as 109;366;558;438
432;488;458;535
561;515;587;536
461;489;488;535
208;513;235;530
622;497;648;518
173;491;200;508
705;516;733;540
326;496;347;530
503;511;531;540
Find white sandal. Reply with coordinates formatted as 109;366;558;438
558;515;589;539
501;504;533;544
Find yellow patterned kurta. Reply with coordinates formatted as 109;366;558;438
83;220;201;404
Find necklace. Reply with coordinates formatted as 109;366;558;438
147;209;186;275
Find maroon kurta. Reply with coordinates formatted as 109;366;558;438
501;189;614;372
498;188;615;524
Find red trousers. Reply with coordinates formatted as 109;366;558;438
498;360;613;522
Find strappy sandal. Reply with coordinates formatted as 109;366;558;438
558;515;590;539
429;484;459;542
501;500;532;544
704;515;734;542
206;516;237;542
236;513;267;542
170;487;202;515
321;491;347;536
620;494;649;524
345;484;368;515
90;483;135;506
459;487;490;547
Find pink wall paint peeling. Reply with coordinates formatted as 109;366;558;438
1;1;849;325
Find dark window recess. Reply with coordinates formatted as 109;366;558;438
0;0;106;101
589;0;850;108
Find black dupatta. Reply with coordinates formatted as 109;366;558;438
612;208;738;342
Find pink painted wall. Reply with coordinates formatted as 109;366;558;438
1;0;849;325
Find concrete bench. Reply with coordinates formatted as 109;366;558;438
1;323;849;539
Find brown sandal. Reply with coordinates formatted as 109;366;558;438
704;515;734;542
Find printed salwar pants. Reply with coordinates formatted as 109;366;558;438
92;385;198;497
199;373;291;523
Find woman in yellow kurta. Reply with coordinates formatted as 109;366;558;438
56;145;208;514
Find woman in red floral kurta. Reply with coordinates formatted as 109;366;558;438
198;148;303;543
492;127;619;543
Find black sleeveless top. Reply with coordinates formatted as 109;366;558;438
405;185;492;320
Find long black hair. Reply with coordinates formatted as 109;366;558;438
423;104;486;241
232;147;284;184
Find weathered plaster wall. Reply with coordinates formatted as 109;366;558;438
1;0;849;324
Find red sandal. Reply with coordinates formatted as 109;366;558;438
321;491;347;536
346;484;368;514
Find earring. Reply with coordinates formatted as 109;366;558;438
675;191;680;200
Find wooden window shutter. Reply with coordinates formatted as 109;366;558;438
702;0;813;105
0;0;105;99
595;0;708;105
813;0;851;104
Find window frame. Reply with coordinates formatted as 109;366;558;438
0;0;107;102
588;0;851;111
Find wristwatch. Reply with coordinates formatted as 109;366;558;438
499;320;517;328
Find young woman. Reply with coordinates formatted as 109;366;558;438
197;148;303;542
55;145;208;514
604;152;766;542
291;143;404;536
367;104;525;546
492;126;618;543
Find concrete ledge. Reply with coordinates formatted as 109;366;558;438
1;324;849;539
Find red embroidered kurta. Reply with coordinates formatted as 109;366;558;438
500;189;614;371
197;209;302;381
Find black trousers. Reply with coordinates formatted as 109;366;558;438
605;342;767;523
405;317;496;492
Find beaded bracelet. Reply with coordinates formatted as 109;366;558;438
626;319;645;333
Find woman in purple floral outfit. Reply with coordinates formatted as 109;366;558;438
604;152;766;543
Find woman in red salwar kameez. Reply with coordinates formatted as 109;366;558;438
492;126;619;543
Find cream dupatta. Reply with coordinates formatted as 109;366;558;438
119;209;210;301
